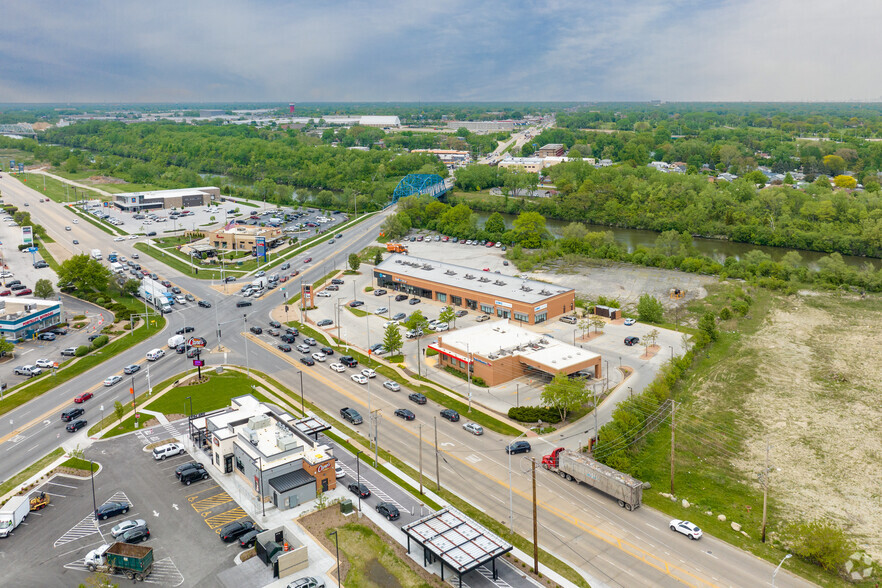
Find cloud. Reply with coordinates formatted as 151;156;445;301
1;0;881;102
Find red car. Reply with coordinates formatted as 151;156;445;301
486;241;495;247
0;290;10;296
303;257;312;263
280;276;288;282
15;289;33;296
141;270;150;276
74;392;93;403
290;270;300;277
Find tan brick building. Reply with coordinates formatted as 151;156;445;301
374;255;574;325
209;224;284;251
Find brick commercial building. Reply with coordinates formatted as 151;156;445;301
536;144;566;158
429;320;601;387
374;255;575;325
208;224;284;251
112;186;220;211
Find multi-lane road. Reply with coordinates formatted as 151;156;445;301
0;173;810;588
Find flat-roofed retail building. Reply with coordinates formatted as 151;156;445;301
112;186;220;211
429;320;601;387
374;254;574;325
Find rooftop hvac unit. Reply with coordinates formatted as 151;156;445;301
422;264;434;270
444;270;455;275
478;277;490;283
539;289;551;295
494;280;506;286
464;274;475;280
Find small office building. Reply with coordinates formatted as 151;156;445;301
208;225;284;251
112;186;220;212
0;299;63;342
536;143;566;158
429;319;601;387
195;395;336;511
374;255;574;325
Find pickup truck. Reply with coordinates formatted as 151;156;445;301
13;365;42;377
340;407;363;425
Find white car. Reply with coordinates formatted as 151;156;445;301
361;368;377;378
463;422;484;436
111;518;147;538
132;253;139;259
103;375;122;387
383;380;400;392
669;519;702;540
334;463;345;479
152;442;185;460
624;318;636;326
174;295;187;304
312;352;327;362
316;291;332;298
351;374;368;385
128;235;138;240
384;321;399;329
113;236;125;242
35;358;53;368
73;219;79;224
0;271;13;278
329;363;345;373
434;322;449;332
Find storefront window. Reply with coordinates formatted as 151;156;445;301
496;308;510;319
513;312;529;323
466;299;477;310
437;292;447;302
480;304;494;314
535;312;547;324
451;295;462;306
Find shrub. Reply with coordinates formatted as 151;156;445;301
95;297;105;306
508;406;562;424
72;314;86;321
72;322;86;329
732;300;749;316
75;345;90;357
91;335;109;348
788;520;855;572
719;306;733;320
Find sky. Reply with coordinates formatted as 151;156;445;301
2;0;882;103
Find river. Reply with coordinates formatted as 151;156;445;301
473;211;879;270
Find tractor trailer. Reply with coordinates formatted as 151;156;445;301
541;447;643;510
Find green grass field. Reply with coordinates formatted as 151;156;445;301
0;448;64;499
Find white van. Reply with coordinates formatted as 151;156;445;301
167;334;186;349
146;348;165;361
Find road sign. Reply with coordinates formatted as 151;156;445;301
193;359;204;367
135;413;140;419
188;337;207;348
27;247;38;253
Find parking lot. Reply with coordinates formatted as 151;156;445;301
0;429;253;587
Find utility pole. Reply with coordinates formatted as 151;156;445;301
670;400;676;494
434;416;440;491
418;424;423;495
532;458;539;574
761;439;771;543
371;409;381;467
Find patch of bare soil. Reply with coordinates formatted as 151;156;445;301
87;175;127;184
728;295;882;559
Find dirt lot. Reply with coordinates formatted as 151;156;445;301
696;292;882;560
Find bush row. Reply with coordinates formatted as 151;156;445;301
508;406;562;424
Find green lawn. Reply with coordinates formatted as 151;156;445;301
333;523;441;588
61;457;97;473
147;371;271;415
0;448;64;498
345;306;368;318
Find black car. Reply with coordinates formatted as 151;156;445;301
373;289;387;296
219;520;255;542
331;278;344;285
239;529;259;548
340;356;358;368
317;319;333;327
376;502;400;521
175;326;195;334
236;301;252;308
61;407;85;422
175;461;205;478
300;356;315;366
121;526;151;544
395;294;408;302
506;440;532;454
285;327;300;337
96;501;130;520
347;482;370;498
180;468;209;485
440;409;460;422
171;287;182;294
408;298;420;305
51;328;68;336
269;320;281;329
198;300;212;308
320;346;334;356
278;343;292;352
280;333;296;343
394;408;415;421
624;336;639;346
88;334;100;342
225;276;237;283
454;310;468;317
408;393;427;405
250;326;263;335
146;231;157;237
348;300;364;308
66;419;87;432
175;344;186;354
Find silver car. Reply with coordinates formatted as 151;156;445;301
111;518;147;538
383;381;400;392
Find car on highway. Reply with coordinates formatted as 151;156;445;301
236;301;252;308
103;375;122;387
218;521;255;542
95;501;130;520
408;392;427;405
669;519;702;540
277;343;292;352
329;363;345;373
66;419;87;433
316;319;333;326
463;422;484;436
440;409;460;422
175;326;195;334
383;380;400;392
624;318;636;326
300;356;315;366
111;519;148;539
350;374;368;385
198;300;212;308
35;358;53;368
303;257;312;263
505;440;531;454
394;408;415;421
269;320;281;328
311;352;326;362
376;502;400;521
185;294;195;302
124;364;141;374
74;392;94;404
361;368;376;379
347;482;370;498
250;326;263;335
624;336;639;346
304;337;317;346
340;356;357;367
280;333;296;343
61;408;85;422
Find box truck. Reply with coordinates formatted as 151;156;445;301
0;495;30;537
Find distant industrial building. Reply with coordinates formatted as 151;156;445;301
374;254;574;324
411;149;472;170
429;320;601;387
112;186;219;212
536;144;566;158
443;120;527;132
497;155;595;173
199;109;226;118
0;298;63;341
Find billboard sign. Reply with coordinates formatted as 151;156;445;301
188;337;207;348
192;359;204;367
301;283;312;309
256;236;267;261
21;226;33;246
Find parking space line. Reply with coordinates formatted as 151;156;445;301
191;492;232;513
45;481;78;489
184;484;219;499
204;507;247;529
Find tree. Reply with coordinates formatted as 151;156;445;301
541;372;588;422
404;309;428;332
822;154;847;175
577;318;590;339
645;328;660;347
123;279;140;296
511;211;547;248
484;212;506;235
57;255;112;293
348;253;360;271
698;311;718;341
382;322;403;357
590;316;606;334
636;294;664;323
373;250;382;265
114;400;125;423
34;278;54;299
783;172;795;185
0;337;13;358
833;174;857;189
438;305;455;327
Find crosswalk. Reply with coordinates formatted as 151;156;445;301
135;421;188;445
54;491;132;548
338;462;407;513
64;555;184;586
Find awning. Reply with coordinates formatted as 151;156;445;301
428;345;471;364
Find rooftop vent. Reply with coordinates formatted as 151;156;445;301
520;286;532;292
493;280;506;286
395;259;403;264
444;270;456;275
421;264;434;270
478;277;490;283
539;289;552;295
464;274;475;280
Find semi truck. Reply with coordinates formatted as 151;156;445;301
84;542;154;582
0;495;30;537
139;278;172;313
541;447;643;511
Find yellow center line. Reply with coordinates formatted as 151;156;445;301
247;335;718;587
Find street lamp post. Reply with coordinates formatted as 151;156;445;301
186;396;193;447
90;459;98;522
356;450;363;513
329;530;341;586
771;554;792;587
508;431;528;533
243;314;250;375
298;370;304;415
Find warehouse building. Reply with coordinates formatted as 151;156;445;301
112;186;220;211
429;320;601;387
374;254;574;325
0;298;63;342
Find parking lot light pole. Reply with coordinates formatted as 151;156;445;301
329;529;341;585
186;396;193;447
243;314;250;375
508;431;528;534
298;370;304;415
356;450;363;513
772;554;792;587
90;459;98;523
